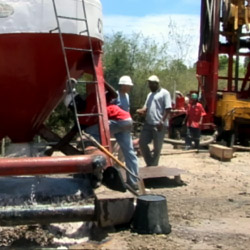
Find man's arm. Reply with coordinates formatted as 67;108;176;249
159;90;172;125
136;94;149;115
136;107;147;115
156;108;171;131
199;104;206;125
199;116;203;125
161;108;171;124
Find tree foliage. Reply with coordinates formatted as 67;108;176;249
46;31;199;132
103;32;197;111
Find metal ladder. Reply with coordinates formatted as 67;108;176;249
51;0;111;152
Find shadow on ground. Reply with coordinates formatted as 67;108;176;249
143;177;186;189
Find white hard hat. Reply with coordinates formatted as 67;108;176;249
148;75;160;83
175;90;183;96
118;75;133;86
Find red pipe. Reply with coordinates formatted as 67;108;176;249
0;154;105;176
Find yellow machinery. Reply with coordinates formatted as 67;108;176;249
216;93;250;131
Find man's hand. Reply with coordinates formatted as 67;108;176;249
156;121;164;131
136;108;146;115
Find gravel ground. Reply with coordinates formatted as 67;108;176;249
0;144;250;249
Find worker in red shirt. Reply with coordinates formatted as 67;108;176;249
64;82;139;189
84;103;139;189
75;90;139;190
106;104;139;189
184;93;206;150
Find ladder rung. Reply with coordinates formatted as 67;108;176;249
65;47;92;52
77;113;103;117
77;81;98;84
79;30;88;35
57;15;87;22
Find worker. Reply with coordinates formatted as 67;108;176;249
184;93;206;150
116;75;133;112
113;75;134;162
107;103;139;190
85;102;139;190
64;83;139;190
136;75;172;166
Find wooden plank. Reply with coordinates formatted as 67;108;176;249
209;144;233;161
233;145;250;152
139;166;185;179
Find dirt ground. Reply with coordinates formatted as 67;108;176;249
80;144;250;250
0;144;250;249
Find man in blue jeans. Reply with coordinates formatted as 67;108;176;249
64;81;139;189
108;104;138;189
85;103;139;190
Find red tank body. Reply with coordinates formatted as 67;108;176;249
0;33;101;142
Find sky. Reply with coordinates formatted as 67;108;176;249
100;0;201;66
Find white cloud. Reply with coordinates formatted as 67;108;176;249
103;14;200;66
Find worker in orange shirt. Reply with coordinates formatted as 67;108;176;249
184;93;206;150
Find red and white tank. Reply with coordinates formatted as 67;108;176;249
0;0;103;142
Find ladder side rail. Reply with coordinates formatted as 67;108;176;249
81;0;111;150
52;0;85;151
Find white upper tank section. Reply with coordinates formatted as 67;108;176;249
0;0;103;41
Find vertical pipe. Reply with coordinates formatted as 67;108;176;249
1;138;5;157
228;45;234;91
235;28;241;92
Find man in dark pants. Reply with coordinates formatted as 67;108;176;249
137;75;172;166
184;93;206;150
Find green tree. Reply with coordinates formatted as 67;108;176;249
103;32;133;88
103;32;171;109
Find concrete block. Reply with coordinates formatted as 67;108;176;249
95;186;135;227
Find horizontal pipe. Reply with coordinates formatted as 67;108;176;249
0;204;95;226
0;154;106;176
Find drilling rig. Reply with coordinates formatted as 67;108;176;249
170;0;250;147
197;0;250;146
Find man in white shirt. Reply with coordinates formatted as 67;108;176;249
137;75;172;166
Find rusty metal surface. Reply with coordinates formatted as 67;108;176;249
38;125;81;155
139;167;185;179
0;154;105;176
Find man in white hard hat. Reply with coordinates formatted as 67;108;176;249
112;75;134;167
116;75;133;112
136;75;172;166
